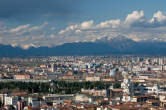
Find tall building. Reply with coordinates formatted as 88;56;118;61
50;63;55;72
121;72;133;102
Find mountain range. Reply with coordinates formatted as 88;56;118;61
1;35;166;57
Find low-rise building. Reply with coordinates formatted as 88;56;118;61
14;74;31;80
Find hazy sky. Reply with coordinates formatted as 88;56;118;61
1;0;166;49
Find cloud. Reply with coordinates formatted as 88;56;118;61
58;20;94;35
124;10;146;26
96;19;121;28
57;10;166;44
150;11;166;25
0;21;55;49
58;25;78;35
124;10;166;28
28;22;48;32
2;10;166;49
10;24;30;33
80;20;94;29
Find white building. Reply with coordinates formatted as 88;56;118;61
4;96;18;105
121;72;133;102
146;84;160;95
74;94;91;102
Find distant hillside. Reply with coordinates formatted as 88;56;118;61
1;36;166;57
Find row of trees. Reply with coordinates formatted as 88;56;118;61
0;82;50;93
0;81;117;94
52;81;113;94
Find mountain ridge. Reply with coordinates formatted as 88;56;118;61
1;36;166;57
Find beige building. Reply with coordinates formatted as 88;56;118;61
85;76;100;82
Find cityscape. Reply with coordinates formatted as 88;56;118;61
1;0;166;110
0;56;166;109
